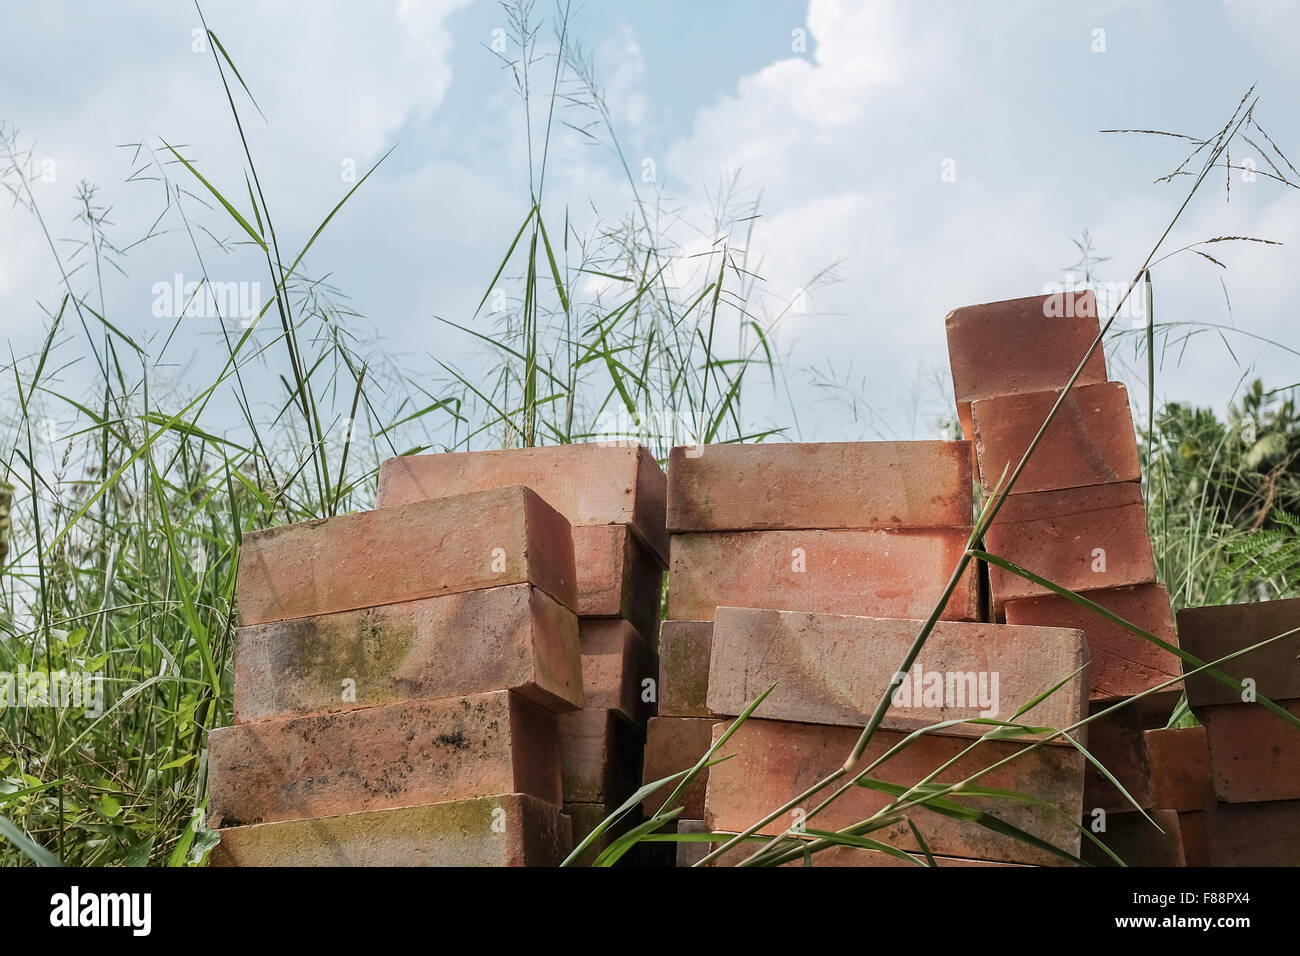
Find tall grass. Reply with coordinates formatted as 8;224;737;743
0;2;788;865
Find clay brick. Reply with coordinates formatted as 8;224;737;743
1206;800;1300;866
1003;584;1181;701
565;802;639;867
667;529;980;623
1175;597;1300;708
641;716;714;818
1201;700;1300;803
971;381;1140;495
984;482;1156;608
1082;808;1185;867
682;821;1032;867
704;718;1084;866
706;606;1087;743
209;794;570;867
556;708;644;804
1082;701;1153;812
666;441;973;532
233;584;582;722
236;485;576;626
377;442;668;563
579;618;657;725
1143;725;1214;812
574;524;664;642
946;290;1107;439
658;621;717;717
208;690;560;828
1178;809;1210;867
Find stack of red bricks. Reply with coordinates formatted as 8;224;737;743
370;444;664;862
1164;598;1300;865
947;290;1187;865
648;442;1092;866
208;443;667;865
208;483;581;865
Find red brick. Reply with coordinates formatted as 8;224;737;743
209;794;570;867
705;606;1087;743
1143;725;1214;812
946;290;1107;440
236;485;576;626
208;690;560;828
1178;809;1210;867
984;482;1156;608
667;529;980;623
1003;584;1181;700
1082;808;1185;866
579;619;657;725
556;708;644;804
1201;700;1300;803
1205;800;1300;866
233;584;582;723
377;442;668;563
666;441;973;532
1082;701;1153;812
680;820;1030;867
1175;598;1300;708
574;524;664;643
704;718;1084;866
658;621;717;718
641;716;715;818
971;381;1140;495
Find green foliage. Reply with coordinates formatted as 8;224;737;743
1144;379;1300;608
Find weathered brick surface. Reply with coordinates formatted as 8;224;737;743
208;690;561;828
984;482;1156;607
209;794;571;867
1206;800;1300;866
377;442;668;563
1003;584;1181;700
579;618;657;726
677;820;1028;867
971;381;1140;495
704;718;1083;866
574;524;664;642
233;584;582;723
666;441;973;532
946;290;1107;440
668;529;980;623
1175;598;1300;708
1143;725;1214;812
1082;701;1153;812
1201;700;1300;803
658;621;717;718
705;606;1087;743
556;708;644;805
641;716;715;818
1083;808;1185;867
236;485;576;626
1177;809;1210;867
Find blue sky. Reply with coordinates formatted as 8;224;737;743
3;0;1298;446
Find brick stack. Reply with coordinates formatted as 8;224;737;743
946;290;1185;864
208;485;580;865
649;441;1089;865
376;443;666;862
1143;724;1214;865
1176;598;1300;865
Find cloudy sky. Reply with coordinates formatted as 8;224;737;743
3;0;1298;445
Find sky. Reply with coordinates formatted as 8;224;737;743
2;0;1298;446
